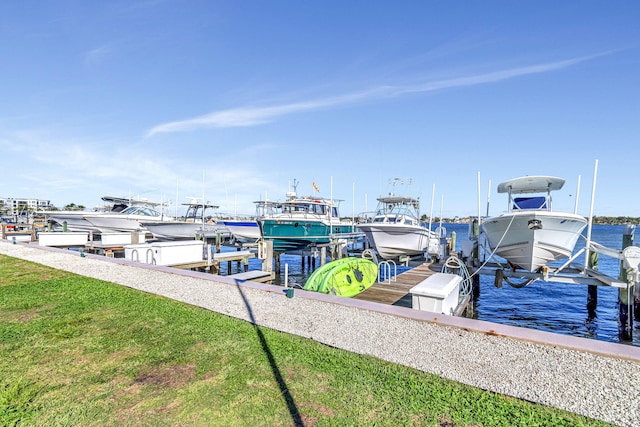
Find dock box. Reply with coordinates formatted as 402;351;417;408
38;232;89;247
149;240;205;266
409;273;461;315
124;243;154;263
7;233;34;243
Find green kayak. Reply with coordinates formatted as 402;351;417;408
304;257;378;298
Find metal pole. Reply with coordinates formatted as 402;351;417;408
583;160;598;270
573;174;581;215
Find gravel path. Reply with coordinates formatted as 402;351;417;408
2;240;639;426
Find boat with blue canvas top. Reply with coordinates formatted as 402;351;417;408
481;175;588;272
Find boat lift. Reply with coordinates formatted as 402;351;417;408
465;160;639;340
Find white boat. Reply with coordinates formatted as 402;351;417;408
44;196;147;232
220;219;260;244
83;204;174;233
481;176;588;272
357;194;437;261
141;201;229;240
220;200;281;244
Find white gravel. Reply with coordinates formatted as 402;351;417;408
2;240;639;426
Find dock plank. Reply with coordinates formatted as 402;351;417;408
353;261;443;307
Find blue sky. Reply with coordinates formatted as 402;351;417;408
1;1;638;218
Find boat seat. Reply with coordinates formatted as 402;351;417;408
513;197;547;210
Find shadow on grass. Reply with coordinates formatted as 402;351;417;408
234;282;303;426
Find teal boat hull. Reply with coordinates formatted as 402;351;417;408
259;219;351;252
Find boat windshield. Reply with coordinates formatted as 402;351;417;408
512;196;548;210
283;202;328;215
121;206;162;217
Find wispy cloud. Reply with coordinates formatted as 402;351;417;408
84;42;118;66
146;53;603;137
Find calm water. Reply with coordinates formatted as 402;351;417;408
217;223;640;347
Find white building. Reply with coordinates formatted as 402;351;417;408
0;197;52;215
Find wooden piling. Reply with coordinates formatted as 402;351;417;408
587;250;598;319
260;240;273;274
471;219;480;299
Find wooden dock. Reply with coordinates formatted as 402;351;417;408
353;262;443;308
170;250;255;272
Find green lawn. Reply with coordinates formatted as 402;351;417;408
0;255;613;426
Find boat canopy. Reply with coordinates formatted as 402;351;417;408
376;196;418;204
497;176;565;194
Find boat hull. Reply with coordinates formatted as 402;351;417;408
482;211;588;271
357;223;432;260
259;219;351;253
84;214;170;233
47;212;100;232
142;221;229;240
220;220;261;244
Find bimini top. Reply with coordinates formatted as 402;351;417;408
497;176;565;194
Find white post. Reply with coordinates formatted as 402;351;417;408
440;194;444;228
574;175;581;215
284;263;289;288
428;183;435;231
583;160;599;270
352;182;355;231
477;171;482;225
486;179;491;217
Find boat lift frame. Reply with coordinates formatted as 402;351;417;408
470;159;639;339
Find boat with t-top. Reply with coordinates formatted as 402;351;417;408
141;200;229;240
481;175;588;272
44;196;156;233
357;179;438;261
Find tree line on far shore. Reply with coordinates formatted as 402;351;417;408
419;216;640;225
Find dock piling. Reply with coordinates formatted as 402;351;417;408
618;224;635;340
587;251;598;319
471;219;480;299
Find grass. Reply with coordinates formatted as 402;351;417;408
0;254;614;427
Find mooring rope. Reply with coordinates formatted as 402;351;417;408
440;256;473;297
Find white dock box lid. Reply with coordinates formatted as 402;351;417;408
150;240;204;266
409;273;461;315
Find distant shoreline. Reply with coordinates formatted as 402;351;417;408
421;216;640;226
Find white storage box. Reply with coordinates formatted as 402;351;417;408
38;232;89;247
149;240;205;266
410;273;461;315
124;243;154;263
7;233;33;242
